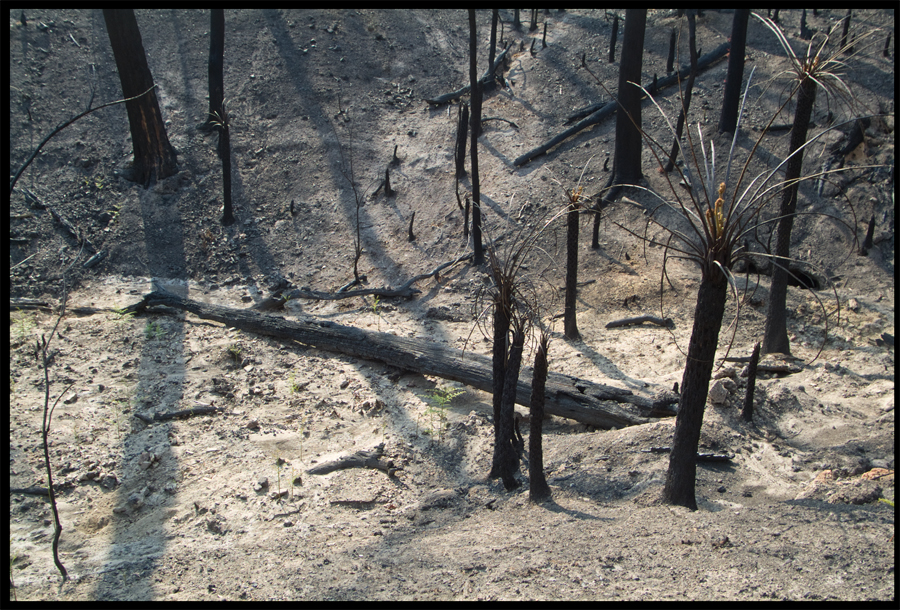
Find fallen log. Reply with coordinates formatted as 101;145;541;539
565;42;729;124
425;45;511;106
515;42;729;167
605;314;674;329
124;288;676;429
307;444;400;476
253;253;473;311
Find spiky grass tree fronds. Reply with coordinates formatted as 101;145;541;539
752;13;885;356
602;15;888;509
475;204;562;489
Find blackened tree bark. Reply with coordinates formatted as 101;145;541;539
489;289;510;479
664;10;698;172
488;9;499;79
612;9;646;186
608;14;619;63
563;199;581;340
528;333;552;502
217;106;234;225
497;321;526;490
469;9;484;265
200;9;225;132
455;102;468;178
762;76;817;356
666;28;676;75
663;262;729;510
718;9;750;135
741;342;761;421
103;9;177;187
591;9;645;248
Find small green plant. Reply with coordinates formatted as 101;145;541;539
425;386;465;444
105;203;123;224
144;320;165;341
288;372;303;394
111;307;134;325
226;343;243;365
11;312;36;345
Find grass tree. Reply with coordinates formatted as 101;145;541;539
756;14;879;356
478;207;562;491
605;15;885;509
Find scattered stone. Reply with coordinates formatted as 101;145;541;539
708;380;730;405
99;473;119;489
246;419;260;430
713;367;737;380
255;477;269;492
847;298;860;312
716;485;727;493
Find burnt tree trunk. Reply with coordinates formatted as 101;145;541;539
102;9;177;187
488;9;499;79
608;14;619;63
666;28;677;74
124;288;671;428
200;9;225;132
469;9;484;265
489;292;511;479
529;334;552;502
455;102;469;178
612;9;646;186
663;264;729;510
741;342;761;422
497;322;526;490
762;76;817;356
664;11;698;172
564;202;581;340
218;109;234;225
718;9;750;135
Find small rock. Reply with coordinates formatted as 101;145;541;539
847;298;860;312
283;521;294;527
255;477;269;492
246;419;260;430
716;485;727;493
708;380;730;405
99;473;118;489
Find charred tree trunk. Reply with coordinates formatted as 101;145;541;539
200;9;225;132
489;294;511;479
103;9;177;187
218;108;234;225
612;9;646;186
666;28;677;75
564;202;581;340
497;322;526;490
762;76;817;356
718;9;750;135
741;342;761;422
608;14;619;63
529;334;552;502
663;263;729;510
455;103;469;178
488;9;499;79
664;11;698;173
469;9;484;265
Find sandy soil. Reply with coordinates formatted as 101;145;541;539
8;9;895;601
